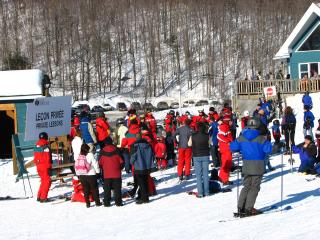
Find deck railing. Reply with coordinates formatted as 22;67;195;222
236;79;320;96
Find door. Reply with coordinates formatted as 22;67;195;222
0;104;16;159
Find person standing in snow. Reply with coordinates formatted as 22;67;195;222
230;118;272;217
302;91;313;110
281;106;296;154
34;132;52;203
208;115;221;168
99;138;124;207
75;144;101;208
303;105;315;140
174;118;193;181
241;110;250;130
115;118;130;173
189;122;210;198
79;111;97;152
95;112;111;149
72;128;83;163
315;119;320;163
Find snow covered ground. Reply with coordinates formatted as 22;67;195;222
1;93;320;240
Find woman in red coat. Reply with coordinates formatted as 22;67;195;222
33;132;52;202
217;119;233;185
96;113;111;149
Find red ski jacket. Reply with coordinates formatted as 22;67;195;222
155;142;167;159
121;124;140;151
33;139;52;169
99;145;124;179
96;117;111;142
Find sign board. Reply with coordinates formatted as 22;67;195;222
25;96;72;141
263;86;277;98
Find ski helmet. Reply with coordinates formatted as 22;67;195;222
209;107;215;112
39;132;49;140
247;118;260;129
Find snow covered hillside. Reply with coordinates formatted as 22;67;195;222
1;94;320;240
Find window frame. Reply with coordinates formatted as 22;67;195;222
296;22;320;52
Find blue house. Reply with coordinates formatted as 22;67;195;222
274;3;320;79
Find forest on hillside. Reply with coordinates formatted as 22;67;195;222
0;0;314;100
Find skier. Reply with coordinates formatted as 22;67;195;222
155;136;167;169
174;118;193;181
115;118;130;173
281;106;296;154
34;132;52;203
164;110;176;134
230;118;272;217
207;107;219;123
70;116;80;140
130;133;155;204
303;105;315;140
217;117;233;185
292;135;317;174
95;112;111;149
71;176;93;203
165;131;176;167
99;138;124;207
79;111;97;152
302;91;313;109
145;111;157;139
271;120;281;144
208;115;221;168
315;119;320;163
241;110;250;130
75;143;101;208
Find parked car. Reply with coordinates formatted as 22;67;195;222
90;105;106;119
131;102;142;111
195;100;209;106
170;102;180;109
142;102;154;111
103;103;114;111
117;102;128;111
157;101;169;111
183;100;195;107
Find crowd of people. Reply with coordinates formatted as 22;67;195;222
32;94;320;216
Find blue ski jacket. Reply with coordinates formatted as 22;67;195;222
303;111;315;128
302;95;313;108
209;122;219;146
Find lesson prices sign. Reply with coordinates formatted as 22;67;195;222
25;96;72;141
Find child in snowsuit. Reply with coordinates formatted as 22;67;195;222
155;136;167;169
165;132;176;167
217;119;233;185
272;120;281;144
303;106;315;140
71;176;94;203
315;119;320;163
292;135;317;174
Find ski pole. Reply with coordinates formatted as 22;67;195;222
26;173;34;198
21;174;27;198
280;147;284;212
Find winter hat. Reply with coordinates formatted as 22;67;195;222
305;135;313;142
209;107;215;112
243;110;249;117
304;105;310;111
141;124;149;132
39;132;49;140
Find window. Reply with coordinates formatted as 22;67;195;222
310;63;319;78
299;25;320;51
300;63;309;79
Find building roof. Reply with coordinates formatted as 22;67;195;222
274;3;320;60
0;69;43;101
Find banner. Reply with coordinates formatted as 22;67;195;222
25;96;72;141
263;86;277;98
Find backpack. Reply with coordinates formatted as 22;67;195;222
75;154;91;175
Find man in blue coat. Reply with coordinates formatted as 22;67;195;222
130;134;155;204
230;118;272;217
79;112;97;152
302;91;313;110
209;119;220;168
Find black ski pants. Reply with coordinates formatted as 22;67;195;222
210;145;221;168
284;130;295;151
135;173;149;202
79;175;101;205
103;178;122;206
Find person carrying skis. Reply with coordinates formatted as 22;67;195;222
34;132;52;203
230;118;272;217
302;91;313;110
292;135;317;174
303;105;315;140
217;117;233;185
174;118;193;181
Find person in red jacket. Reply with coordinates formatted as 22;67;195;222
155;136;167;169
145;111;157;139
217;119;233;185
241;110;250;129
70;116;80;140
71;176;94;203
164;110;176;134
99;138;124;207
191;110;207;131
121;119;140;152
96;112;111;149
33;132;52;202
207;107;219;122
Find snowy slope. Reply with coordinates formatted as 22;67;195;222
1;93;320;240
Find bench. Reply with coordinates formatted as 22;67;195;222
51;162;75;182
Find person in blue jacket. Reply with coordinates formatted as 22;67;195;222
230;117;272;217
208;118;220;168
302;91;313;110
303;105;315;140
292;135;317;173
79;111;97;152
